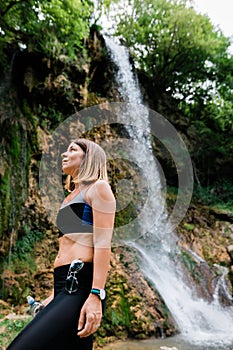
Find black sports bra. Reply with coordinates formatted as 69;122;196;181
56;188;93;237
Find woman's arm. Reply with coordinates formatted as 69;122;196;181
33;290;54;317
91;180;116;289
42;290;54;307
77;180;116;338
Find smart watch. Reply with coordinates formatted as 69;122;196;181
91;288;106;300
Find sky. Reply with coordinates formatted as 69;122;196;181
193;0;233;51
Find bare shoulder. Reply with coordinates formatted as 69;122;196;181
88;180;115;203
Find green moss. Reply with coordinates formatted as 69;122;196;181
0;168;11;236
110;285;133;328
193;182;233;210
183;223;195;231
180;251;198;273
0;117;32;244
1;228;44;303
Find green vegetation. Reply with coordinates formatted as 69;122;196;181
10;227;43;263
180;250;198;274
0;315;31;349
115;0;230;98
193;181;233;211
183;223;195;231
113;1;228;92
0;119;31;240
0;0;93;69
109;0;233;186
1;228;44;303
104;282;134;333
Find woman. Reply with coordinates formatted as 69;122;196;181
7;138;116;350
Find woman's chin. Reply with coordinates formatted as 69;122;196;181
62;166;70;175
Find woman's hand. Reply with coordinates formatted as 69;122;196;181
33;291;54;317
77;294;102;338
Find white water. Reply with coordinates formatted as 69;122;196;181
104;36;233;346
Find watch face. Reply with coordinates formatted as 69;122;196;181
100;289;106;300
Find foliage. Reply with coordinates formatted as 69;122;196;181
10;227;43;264
104;277;139;337
105;0;233;185
0;117;31;240
1;228;44;303
0;316;32;349
114;0;231;99
193;181;233;211
187;117;233;184
0;0;93;67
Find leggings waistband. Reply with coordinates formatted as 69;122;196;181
54;261;93;271
54;262;93;276
53;262;93;297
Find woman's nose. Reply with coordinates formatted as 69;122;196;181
61;152;67;158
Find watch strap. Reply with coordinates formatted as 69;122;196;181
91;288;105;300
91;288;100;293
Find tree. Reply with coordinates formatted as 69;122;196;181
100;0;233;184
0;0;93;66
113;0;231;102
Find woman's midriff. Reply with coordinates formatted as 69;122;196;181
54;233;94;268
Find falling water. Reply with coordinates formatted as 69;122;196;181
104;36;233;347
213;264;233;304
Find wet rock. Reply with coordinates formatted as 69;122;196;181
209;208;233;223
227;245;233;264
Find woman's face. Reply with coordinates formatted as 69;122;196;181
62;142;85;177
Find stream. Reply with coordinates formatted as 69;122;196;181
101;335;233;350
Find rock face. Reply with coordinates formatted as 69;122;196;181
174;200;233;306
96;247;177;346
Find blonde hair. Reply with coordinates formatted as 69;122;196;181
65;138;108;191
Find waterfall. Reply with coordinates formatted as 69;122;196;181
104;36;233;347
213;264;233;304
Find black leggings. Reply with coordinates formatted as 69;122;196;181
7;263;95;350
